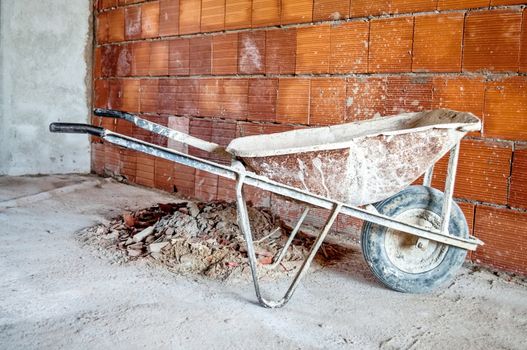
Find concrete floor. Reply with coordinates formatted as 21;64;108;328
1;175;526;349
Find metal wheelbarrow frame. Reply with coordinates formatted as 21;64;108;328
50;108;483;308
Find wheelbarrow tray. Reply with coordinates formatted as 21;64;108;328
227;109;480;206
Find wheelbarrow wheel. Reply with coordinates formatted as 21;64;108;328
361;185;468;293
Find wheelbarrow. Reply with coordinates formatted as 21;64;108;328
50;108;483;308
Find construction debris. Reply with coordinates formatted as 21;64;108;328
80;201;349;281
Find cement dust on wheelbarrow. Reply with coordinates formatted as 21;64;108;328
79;201;350;281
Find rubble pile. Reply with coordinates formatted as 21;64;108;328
82;201;348;281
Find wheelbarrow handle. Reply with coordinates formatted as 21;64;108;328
93;108;231;157
49;122;105;137
93;108;128;119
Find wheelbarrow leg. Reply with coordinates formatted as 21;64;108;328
236;174;342;308
268;207;310;270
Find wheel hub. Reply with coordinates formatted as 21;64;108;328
384;208;448;274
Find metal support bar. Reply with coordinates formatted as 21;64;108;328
440;143;460;234
236;173;341;308
268;208;310;270
423;164;434;187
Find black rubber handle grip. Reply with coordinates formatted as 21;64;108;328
49;123;105;137
93;108;126;119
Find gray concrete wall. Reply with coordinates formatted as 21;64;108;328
0;0;92;175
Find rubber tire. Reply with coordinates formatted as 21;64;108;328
361;185;468;293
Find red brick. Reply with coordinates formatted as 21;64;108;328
345;76;388;121
118;0;143;4
269;194;305;227
463;10;522;72
336;214;363;238
94;79;110;109
131;42;150;76
154;157;174;192
521;9;527;72
101;44;120;77
108;8;125;42
457;202;476;234
97;12;110;44
281;0;312;24
116;45;133;77
140;79;159;113
189;118;213;160
179;0;201;34
168;38;190;76
125;6;142;40
389;0;436;13
265;29;296;75
159;0;179;36
490;0;526;4
92;112;116;133
432;76;485;119
310;78;346;126
211;119;237;164
149;41;169;76
115;116;133;136
175;79;200;116
98;0;118;10
350;0;435;17
108;79;123;110
173;163;195;197
221;79;248;120
369;17;414;73
437;0;489;10
384;76;433;115
509;145;527;209
195;170;218;201
158;79;177;114
314;0;349;21
330;21;369;74
236;121;299;137
217;177;237;202
167;116;190;153
212;33;238;75
484;76;527;141
136;153;155;187
248;78;277;122
296;25;331;74
141;1;160;39
349;0;390;17
276;79;310;124
252;0;280;27
413;13;464;73
104;143;121;176
225;0;251;30
201;0;224;32
94;47;103;79
122;79;141;113
199;79;222;117
473;206;527;275
91;143;105;175
189;37;212;75
238;31;266;74
120;148;137;183
431;139;512;205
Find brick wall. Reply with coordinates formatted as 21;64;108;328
93;0;527;275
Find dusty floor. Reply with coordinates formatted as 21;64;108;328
1;175;526;350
